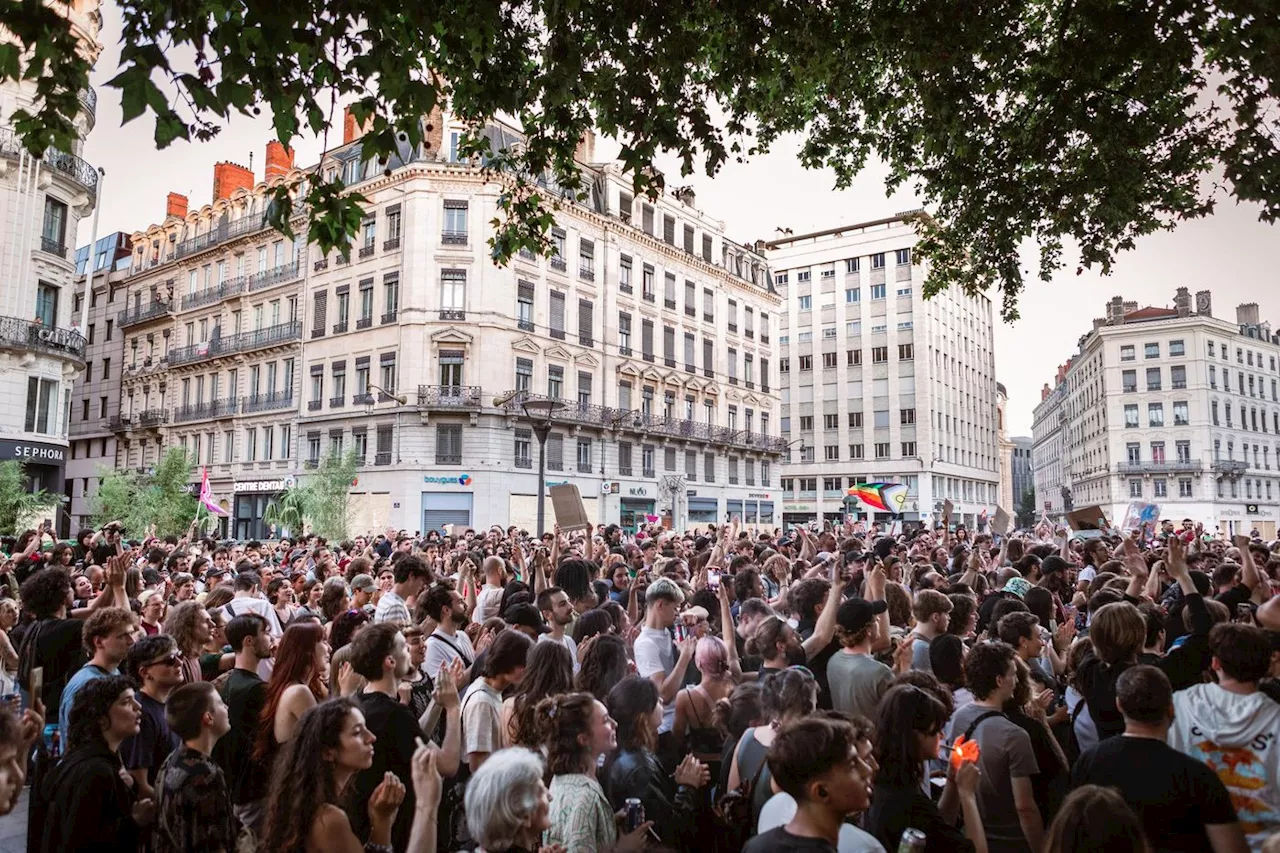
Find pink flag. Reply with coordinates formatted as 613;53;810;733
199;468;229;516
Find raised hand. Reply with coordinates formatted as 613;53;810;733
673;754;711;788
368;771;406;824
411;738;442;808
434;657;463;711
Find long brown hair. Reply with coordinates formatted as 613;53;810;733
255;620;327;761
508;640;574;748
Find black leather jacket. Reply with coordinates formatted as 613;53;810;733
604;747;700;846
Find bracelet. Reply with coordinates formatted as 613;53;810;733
364;844;393;853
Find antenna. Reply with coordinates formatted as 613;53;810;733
248;150;255;173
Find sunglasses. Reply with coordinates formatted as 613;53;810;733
146;652;183;668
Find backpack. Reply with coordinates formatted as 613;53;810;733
713;730;769;852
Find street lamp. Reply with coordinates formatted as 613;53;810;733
523;398;566;536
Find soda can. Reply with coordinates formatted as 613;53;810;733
625;798;645;832
897;828;926;853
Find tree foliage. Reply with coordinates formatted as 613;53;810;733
1017;488;1039;530
264;450;358;540
0;460;61;535
4;1;1277;318
90;447;197;538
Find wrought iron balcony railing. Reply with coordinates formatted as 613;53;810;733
0;316;85;361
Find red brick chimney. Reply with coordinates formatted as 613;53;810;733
343;105;373;144
212;161;254;202
264;141;295;180
166;192;188;219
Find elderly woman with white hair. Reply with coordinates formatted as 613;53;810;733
463;747;551;853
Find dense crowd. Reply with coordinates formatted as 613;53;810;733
3;515;1280;853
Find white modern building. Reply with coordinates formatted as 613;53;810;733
997;382;1016;512
107;111;784;536
765;215;1000;529
0;0;102;532
1032;288;1280;538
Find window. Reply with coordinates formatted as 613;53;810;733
380;353;397;394
846;288;861;303
871;346;888;363
798;355;813;370
824;414;839;429
825;445;839;461
1173;401;1189;425
641;319;654;361
514;429;532;468
548;365;564;399
24;377;58;434
874;409;890;428
439;350;464;388
35;282;58;326
517;281;535;331
1126;442;1141;464
1120;344;1135;362
799;415;814;431
440;270;465;317
822;327;837;340
798;295;812;311
579;239;595;280
895;248;911;265
849;443;864;459
1122;370;1137;393
1179;478;1193;497
442;200;467;241
1129;479;1143;498
779;358;790;373
1146;367;1161;391
642;264;655;300
515;358;533;392
874;442;890;459
1148;402;1165;427
1153;478;1168;498
577;438;592;473
898;343;914;360
822;352;837;369
848;349;862;366
848;412;864;428
1124;404;1139;428
1169;339;1185;357
42;197;68;253
550;291;566;339
578;299;594;347
619;255;633;293
845;257;860;274
1176;440;1191;463
796;270;812;283
383;275;399;323
901;408;916;425
619;313;631;354
902;441;916;457
1151;441;1166;464
871;253;885;269
436;424;463;464
870;284;886;300
1144;342;1160;359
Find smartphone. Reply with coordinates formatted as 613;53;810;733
707;570;720;590
29;666;43;702
1238;603;1254;623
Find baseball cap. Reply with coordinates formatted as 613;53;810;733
836;597;888;633
1002;577;1032;599
350;574;376;593
505;603;549;634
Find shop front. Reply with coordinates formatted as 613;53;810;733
727;493;777;531
422;473;475;532
782;502;816;530
1220;503;1277;540
617;482;656;534
2;438;68;532
232;477;291;540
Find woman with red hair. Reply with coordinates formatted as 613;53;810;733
254;621;330;767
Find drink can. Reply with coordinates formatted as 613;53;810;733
625;797;645;832
897;828;926;853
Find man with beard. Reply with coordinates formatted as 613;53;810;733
347;623;423;851
422;582;475;686
212;613;274;836
536;586;579;672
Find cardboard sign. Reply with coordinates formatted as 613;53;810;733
1120;501;1161;533
1067;505;1108;532
549;484;591;531
991;506;1011;536
943;499;954;519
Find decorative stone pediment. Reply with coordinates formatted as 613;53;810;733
545;344;572;361
511;337;541;355
573;352;600;368
430;327;474;345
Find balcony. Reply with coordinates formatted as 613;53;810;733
685;306;696;317
359;245;375;259
620;283;633;294
174;398;237;423
330;395;346;408
580;267;595;282
38;236;68;259
642;292;655;303
356;317;372;330
310;326;325;339
550;256;567;272
418;385;482;410
374;452;392;465
333;321;349;334
664;357;676;368
307;400;322;411
436;452;463;465
618;466;633;476
518;319;535;332
380;311;397;325
136;409;169;428
172;210;283;260
642;352;654;363
664;298;676;309
516;457;533;469
0;130;97;204
314;259;329;272
439;310;466;322
1213;460;1248;477
241;391;294;414
118;300;173;328
107;414;131;432
551;328;566;340
248;260;300;291
79;86;97;128
1116;461;1203;475
384;238;401;251
684;363;695;373
167;320;302;366
182;278;246;310
442;231;468;246
761;334;770;344
0;316;86;362
352;392;374;405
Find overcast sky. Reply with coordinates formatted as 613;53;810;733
77;4;1278;435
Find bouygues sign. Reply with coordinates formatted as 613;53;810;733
424;473;472;486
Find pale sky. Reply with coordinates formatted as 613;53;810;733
78;3;1279;436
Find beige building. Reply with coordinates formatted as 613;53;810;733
997;381;1015;513
105;111;784;536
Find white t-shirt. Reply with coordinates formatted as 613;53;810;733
1077;564;1097;586
633;627;676;733
474;584;505;624
424;628;475;680
538;632;580;673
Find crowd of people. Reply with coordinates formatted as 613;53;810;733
2;514;1280;852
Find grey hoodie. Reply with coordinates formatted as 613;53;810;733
1168;683;1280;851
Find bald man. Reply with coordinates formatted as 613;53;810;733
473;556;507;623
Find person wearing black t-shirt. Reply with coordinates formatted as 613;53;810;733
1072;665;1246;853
743;716;877;853
346;623;422;851
211;613;272;835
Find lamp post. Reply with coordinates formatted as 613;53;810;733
522;398;566;537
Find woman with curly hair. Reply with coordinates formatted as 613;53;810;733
260;696;443;853
164;601;213;684
37;675;148;853
502;639;574;748
538;692;648;853
575;633;630;702
254;620;329;767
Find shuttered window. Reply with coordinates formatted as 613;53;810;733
578;299;594;347
547;434;564;471
311;291;327;337
663;326;675;366
641;319;654;361
684;333;695;370
549;291;566;339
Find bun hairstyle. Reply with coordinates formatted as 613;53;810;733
744;615;787;657
534;691;597;776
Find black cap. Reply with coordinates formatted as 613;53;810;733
836;597;888;633
505;603;549;634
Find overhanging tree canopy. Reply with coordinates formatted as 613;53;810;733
5;0;1276;319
